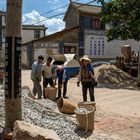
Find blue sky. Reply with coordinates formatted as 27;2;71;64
0;0;99;35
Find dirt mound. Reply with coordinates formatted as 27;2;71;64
94;64;135;85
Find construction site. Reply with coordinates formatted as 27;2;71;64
0;0;140;140
0;60;140;139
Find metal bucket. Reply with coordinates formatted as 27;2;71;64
74;105;95;132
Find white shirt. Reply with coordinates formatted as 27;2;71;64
42;63;53;78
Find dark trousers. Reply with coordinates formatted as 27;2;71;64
58;79;63;97
82;82;95;101
63;79;68;97
43;78;54;98
58;79;68;97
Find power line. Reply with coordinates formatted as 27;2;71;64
40;4;68;16
22;4;68;24
33;12;65;25
24;0;98;25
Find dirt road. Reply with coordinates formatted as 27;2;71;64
22;70;140;139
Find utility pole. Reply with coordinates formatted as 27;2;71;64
138;46;140;87
5;0;22;129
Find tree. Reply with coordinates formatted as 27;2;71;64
98;0;140;86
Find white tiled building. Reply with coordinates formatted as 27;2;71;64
64;1;139;60
84;29;139;59
0;11;47;59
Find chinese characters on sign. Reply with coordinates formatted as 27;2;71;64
5;37;21;99
90;36;105;56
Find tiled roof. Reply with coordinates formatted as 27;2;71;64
72;2;101;14
22;24;47;30
0;11;6;15
22;26;79;45
64;1;101;21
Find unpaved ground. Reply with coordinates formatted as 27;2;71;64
22;70;140;140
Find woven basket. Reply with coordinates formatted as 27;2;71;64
57;97;77;114
78;101;96;111
45;87;57;101
53;54;66;62
74;105;95;132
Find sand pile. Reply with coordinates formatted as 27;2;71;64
94;64;136;85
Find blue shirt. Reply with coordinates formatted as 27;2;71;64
31;61;43;81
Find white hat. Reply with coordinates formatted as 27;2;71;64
80;55;91;62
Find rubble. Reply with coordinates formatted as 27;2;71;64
12;120;60;140
0;84;121;140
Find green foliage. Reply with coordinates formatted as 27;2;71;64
98;0;140;41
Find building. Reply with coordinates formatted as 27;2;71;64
22;25;46;43
21;26;78;68
63;1;139;60
0;11;47;60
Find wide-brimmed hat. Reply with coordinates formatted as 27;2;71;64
80;55;91;62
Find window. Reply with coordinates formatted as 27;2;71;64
92;19;101;29
35;30;40;39
64;46;76;54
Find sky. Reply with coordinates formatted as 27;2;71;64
0;0;100;35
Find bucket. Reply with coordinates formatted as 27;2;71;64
74;105;95;132
57;97;77;114
78;101;96;111
45;87;57;101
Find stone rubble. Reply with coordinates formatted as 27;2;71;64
0;85;120;140
12;120;61;140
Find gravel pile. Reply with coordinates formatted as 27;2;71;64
0;85;94;140
0;85;121;140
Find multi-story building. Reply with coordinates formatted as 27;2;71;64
0;11;47;59
63;1;139;59
64;1;104;57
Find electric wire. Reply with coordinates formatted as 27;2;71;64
23;0;98;25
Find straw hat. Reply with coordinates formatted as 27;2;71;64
80;55;91;62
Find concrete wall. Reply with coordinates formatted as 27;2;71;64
21;45;28;65
22;29;45;43
84;30;139;59
65;6;79;28
2;14;6;26
22;42;59;67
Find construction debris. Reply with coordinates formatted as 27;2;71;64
94;64;137;88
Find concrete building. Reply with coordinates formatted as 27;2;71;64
0;11;47;60
22;25;46;43
63;1;139;60
21;26;78;68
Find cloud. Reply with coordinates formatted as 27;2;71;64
22;10;65;35
47;0;59;5
45;18;65;35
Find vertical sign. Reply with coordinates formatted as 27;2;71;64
5;0;22;128
5;37;12;98
14;37;21;98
